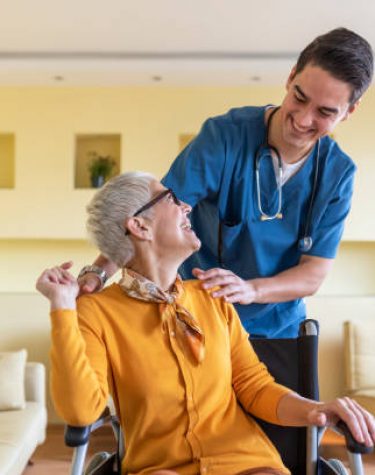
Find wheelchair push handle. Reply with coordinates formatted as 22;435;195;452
336;420;374;454
64;407;113;447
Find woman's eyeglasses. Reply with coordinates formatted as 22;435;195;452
125;189;181;235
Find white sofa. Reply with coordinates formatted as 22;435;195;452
0;362;47;475
344;319;375;415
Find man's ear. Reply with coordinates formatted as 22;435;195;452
342;99;361;122
286;65;297;90
125;217;152;240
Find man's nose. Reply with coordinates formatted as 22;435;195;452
294;107;314;128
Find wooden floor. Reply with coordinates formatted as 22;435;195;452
23;425;375;474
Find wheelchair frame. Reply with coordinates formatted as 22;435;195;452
65;319;373;475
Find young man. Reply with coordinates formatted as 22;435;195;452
78;28;374;338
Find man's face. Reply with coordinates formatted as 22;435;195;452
279;64;358;151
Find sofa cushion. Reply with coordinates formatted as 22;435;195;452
0;401;47;475
344;320;375;392
0;349;27;411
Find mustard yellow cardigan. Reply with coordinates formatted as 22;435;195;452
50;280;291;475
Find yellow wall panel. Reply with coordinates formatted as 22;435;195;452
0;134;15;188
0;85;373;239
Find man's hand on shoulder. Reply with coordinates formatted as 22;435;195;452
192;267;258;305
78;273;103;296
77;265;108;296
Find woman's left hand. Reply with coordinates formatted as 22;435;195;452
192;267;257;304
308;397;375;447
36;262;79;310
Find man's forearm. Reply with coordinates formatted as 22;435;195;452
251;255;334;304
93;254;119;278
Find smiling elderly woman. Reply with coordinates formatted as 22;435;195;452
36;172;374;475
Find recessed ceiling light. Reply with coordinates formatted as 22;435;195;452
53;75;64;82
250;75;261;82
152;75;162;82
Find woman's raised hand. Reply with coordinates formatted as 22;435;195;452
36;261;79;310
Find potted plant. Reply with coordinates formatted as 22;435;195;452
87;152;116;188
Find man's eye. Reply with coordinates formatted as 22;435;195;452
295;95;305;103
319;110;332;118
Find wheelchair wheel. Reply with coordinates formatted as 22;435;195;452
327;458;349;475
84;451;112;475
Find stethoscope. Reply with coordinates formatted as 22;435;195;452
255;107;320;253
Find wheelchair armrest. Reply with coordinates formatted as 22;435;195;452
64;407;113;447
335;420;374;454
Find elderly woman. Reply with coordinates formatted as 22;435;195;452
36;172;374;475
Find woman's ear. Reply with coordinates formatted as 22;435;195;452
125;217;152;240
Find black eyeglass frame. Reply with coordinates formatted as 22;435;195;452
125;188;181;235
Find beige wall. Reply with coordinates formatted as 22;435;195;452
0;85;374;422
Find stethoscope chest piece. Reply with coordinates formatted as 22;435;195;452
260;213;283;221
298;236;313;253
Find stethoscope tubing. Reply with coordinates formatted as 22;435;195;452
255;143;283;221
255;107;320;252
217;107;322;268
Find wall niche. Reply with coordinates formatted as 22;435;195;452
75;134;121;188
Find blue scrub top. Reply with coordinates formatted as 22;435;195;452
162;106;356;338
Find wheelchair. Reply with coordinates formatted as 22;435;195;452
65;319;373;475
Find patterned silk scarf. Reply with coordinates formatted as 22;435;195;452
119;268;205;364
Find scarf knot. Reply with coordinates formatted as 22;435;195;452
119;268;205;364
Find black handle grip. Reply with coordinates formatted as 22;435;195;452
336;420;374;454
64;424;92;447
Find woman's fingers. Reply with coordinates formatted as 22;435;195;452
336;398;366;444
60;261;73;270
352;399;375;442
343;398;368;445
319;398;375;446
50;266;69;283
349;398;375;445
37;265;75;289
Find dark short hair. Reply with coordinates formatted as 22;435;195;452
295;28;374;104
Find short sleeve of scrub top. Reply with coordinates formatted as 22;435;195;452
163;117;226;207
302;144;356;259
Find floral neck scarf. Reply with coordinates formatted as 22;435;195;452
119;268;205;364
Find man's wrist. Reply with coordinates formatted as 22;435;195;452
248;278;262;303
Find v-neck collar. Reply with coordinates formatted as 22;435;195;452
256;142;318;219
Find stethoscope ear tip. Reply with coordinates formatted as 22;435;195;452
298;236;313;253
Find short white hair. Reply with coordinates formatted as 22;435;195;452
86;171;155;267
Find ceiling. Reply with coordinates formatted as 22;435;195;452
0;0;374;86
